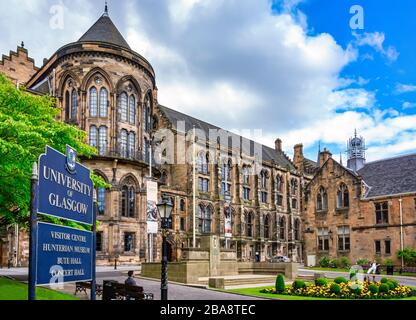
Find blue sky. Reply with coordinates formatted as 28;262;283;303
0;0;415;163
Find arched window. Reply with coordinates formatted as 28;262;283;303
71;89;77;120
89;87;98;117
99;88;108;117
121;185;135;217
279;216;286;240
337;184;349;208
89;125;97;147
247;213;253;237
180;199;185;211
98;126;107;155
317;186;328;211
260;170;268;203
294;219;300;241
290;178;298;196
264;215;270;239
119;92;128;122
242;166;250;200
221;159;231;195
120;129;128;157
128;132;135;159
129;95;136;124
65;91;70;120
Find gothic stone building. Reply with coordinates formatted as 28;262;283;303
1;7;415;268
0;8;306;266
303;134;416;266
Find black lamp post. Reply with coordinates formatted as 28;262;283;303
157;198;173;301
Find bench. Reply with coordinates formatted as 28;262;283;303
75;281;103;296
111;282;154;300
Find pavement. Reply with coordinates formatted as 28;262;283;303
0;266;263;300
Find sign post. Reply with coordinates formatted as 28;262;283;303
28;145;95;300
28;162;39;301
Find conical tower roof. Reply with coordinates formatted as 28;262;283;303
78;8;131;50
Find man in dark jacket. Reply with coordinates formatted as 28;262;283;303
125;270;137;286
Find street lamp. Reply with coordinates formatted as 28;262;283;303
157;197;173;301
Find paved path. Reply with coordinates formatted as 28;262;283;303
299;268;416;287
1;267;263;300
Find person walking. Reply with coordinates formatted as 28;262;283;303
367;260;379;282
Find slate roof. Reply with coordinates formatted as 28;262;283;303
77;14;131;50
157;105;296;170
358;153;416;198
29;76;51;95
303;158;318;174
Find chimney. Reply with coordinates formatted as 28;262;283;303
275;138;282;152
293;144;304;172
319;148;332;167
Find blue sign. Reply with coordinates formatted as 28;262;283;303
36;222;93;285
38;145;93;225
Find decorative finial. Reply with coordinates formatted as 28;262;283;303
104;0;109;16
340;152;343;166
354;128;357;138
21;41;24;48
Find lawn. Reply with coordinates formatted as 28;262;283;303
0;277;79;300
227;286;416;301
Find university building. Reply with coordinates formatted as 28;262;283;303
0;7;415;268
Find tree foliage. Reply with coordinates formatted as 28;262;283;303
0;73;109;227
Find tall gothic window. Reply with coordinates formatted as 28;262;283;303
98;126;107;155
264;215;270;239
121;185;135;218
97;186;106;215
316;186;328;211
120;129;128;157
242;166;250;200
279;216;286;240
276;175;284;193
65;91;70;120
144;94;151;133
90;87;98;117
198;152;208;174
128;132;135;158
198;205;212;233
99;88;108;117
129;95;136;124
337;183;349;208
119;92;128;122
290;178;298;196
89;126;97;147
221;159;231;195
260;170;268;203
294;219;300;241
71;89;77;120
247;212;254;237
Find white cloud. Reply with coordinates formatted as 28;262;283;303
402;101;416;109
395;83;416;94
353;32;399;62
0;0;413;162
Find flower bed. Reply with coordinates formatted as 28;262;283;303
260;279;413;299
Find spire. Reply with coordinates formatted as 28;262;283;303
340;152;343;166
103;1;109;17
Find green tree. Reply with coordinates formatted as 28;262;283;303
0;74;108;226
